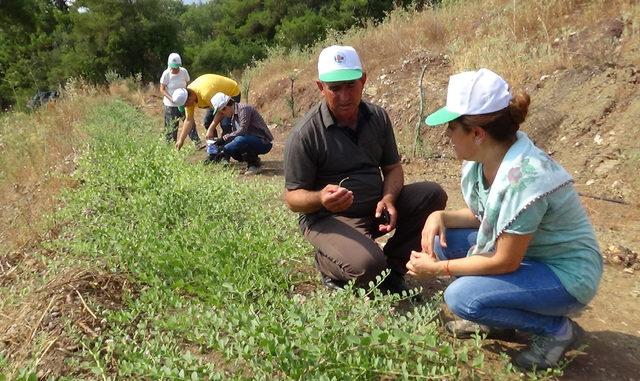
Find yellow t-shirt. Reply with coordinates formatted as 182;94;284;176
185;74;240;119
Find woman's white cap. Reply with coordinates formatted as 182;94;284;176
426;68;511;126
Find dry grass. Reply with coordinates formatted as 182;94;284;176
0;76;154;378
0;83;95;259
0;77;159;259
0;267;132;379
246;0;639;106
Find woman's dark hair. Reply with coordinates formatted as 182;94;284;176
456;90;531;142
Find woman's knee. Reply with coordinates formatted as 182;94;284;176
444;278;483;319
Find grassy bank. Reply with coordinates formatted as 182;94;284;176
2;99;554;379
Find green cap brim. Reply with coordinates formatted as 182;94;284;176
425;107;460;126
169;64;180;68
319;69;363;83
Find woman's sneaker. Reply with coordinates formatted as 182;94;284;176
445;319;516;339
515;319;583;370
445;319;491;338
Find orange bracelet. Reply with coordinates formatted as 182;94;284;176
444;260;452;277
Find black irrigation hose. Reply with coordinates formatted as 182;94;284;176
578;192;629;205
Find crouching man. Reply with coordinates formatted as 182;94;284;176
283;45;447;292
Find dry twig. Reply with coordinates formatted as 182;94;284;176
73;287;97;320
34;336;59;369
76;320;98;338
30;295;56;340
413;64;428;157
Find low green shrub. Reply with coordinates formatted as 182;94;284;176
49;99;523;379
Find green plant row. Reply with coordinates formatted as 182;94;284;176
42;99;512;379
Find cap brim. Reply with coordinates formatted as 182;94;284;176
319;69;363;82
169;64;180;68
425;107;460;126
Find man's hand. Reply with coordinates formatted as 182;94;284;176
406;250;441;279
175;139;184;151
375;199;397;233
320;184;353;213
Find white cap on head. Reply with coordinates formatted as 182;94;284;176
168;53;182;68
317;45;363;82
210;92;231;115
171;88;188;106
426;68;511;126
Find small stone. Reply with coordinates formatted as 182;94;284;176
595;159;620;176
594;134;604;145
586;179;596;186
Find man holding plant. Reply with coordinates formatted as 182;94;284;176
283;45;447;292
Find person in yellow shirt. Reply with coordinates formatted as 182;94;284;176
172;74;241;150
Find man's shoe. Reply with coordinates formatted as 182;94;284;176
514;319;582;370
445;319;516;339
321;276;346;291
245;165;263;175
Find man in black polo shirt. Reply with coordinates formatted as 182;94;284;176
283;45;447;292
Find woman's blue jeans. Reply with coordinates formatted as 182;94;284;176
436;228;585;336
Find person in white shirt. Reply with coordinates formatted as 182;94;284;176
159;53;201;145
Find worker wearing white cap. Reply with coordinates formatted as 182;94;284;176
283;45;447;294
159;53;200;145
173;74;241;151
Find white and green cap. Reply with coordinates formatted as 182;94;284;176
167;52;182;69
210;92;231;116
318;45;363;82
425;68;511;126
171;88;188;106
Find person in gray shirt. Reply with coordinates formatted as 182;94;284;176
284;45;447;292
205;92;273;175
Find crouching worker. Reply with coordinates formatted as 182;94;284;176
173;74;241;151
407;68;602;370
205;92;273;175
284;45;447;293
